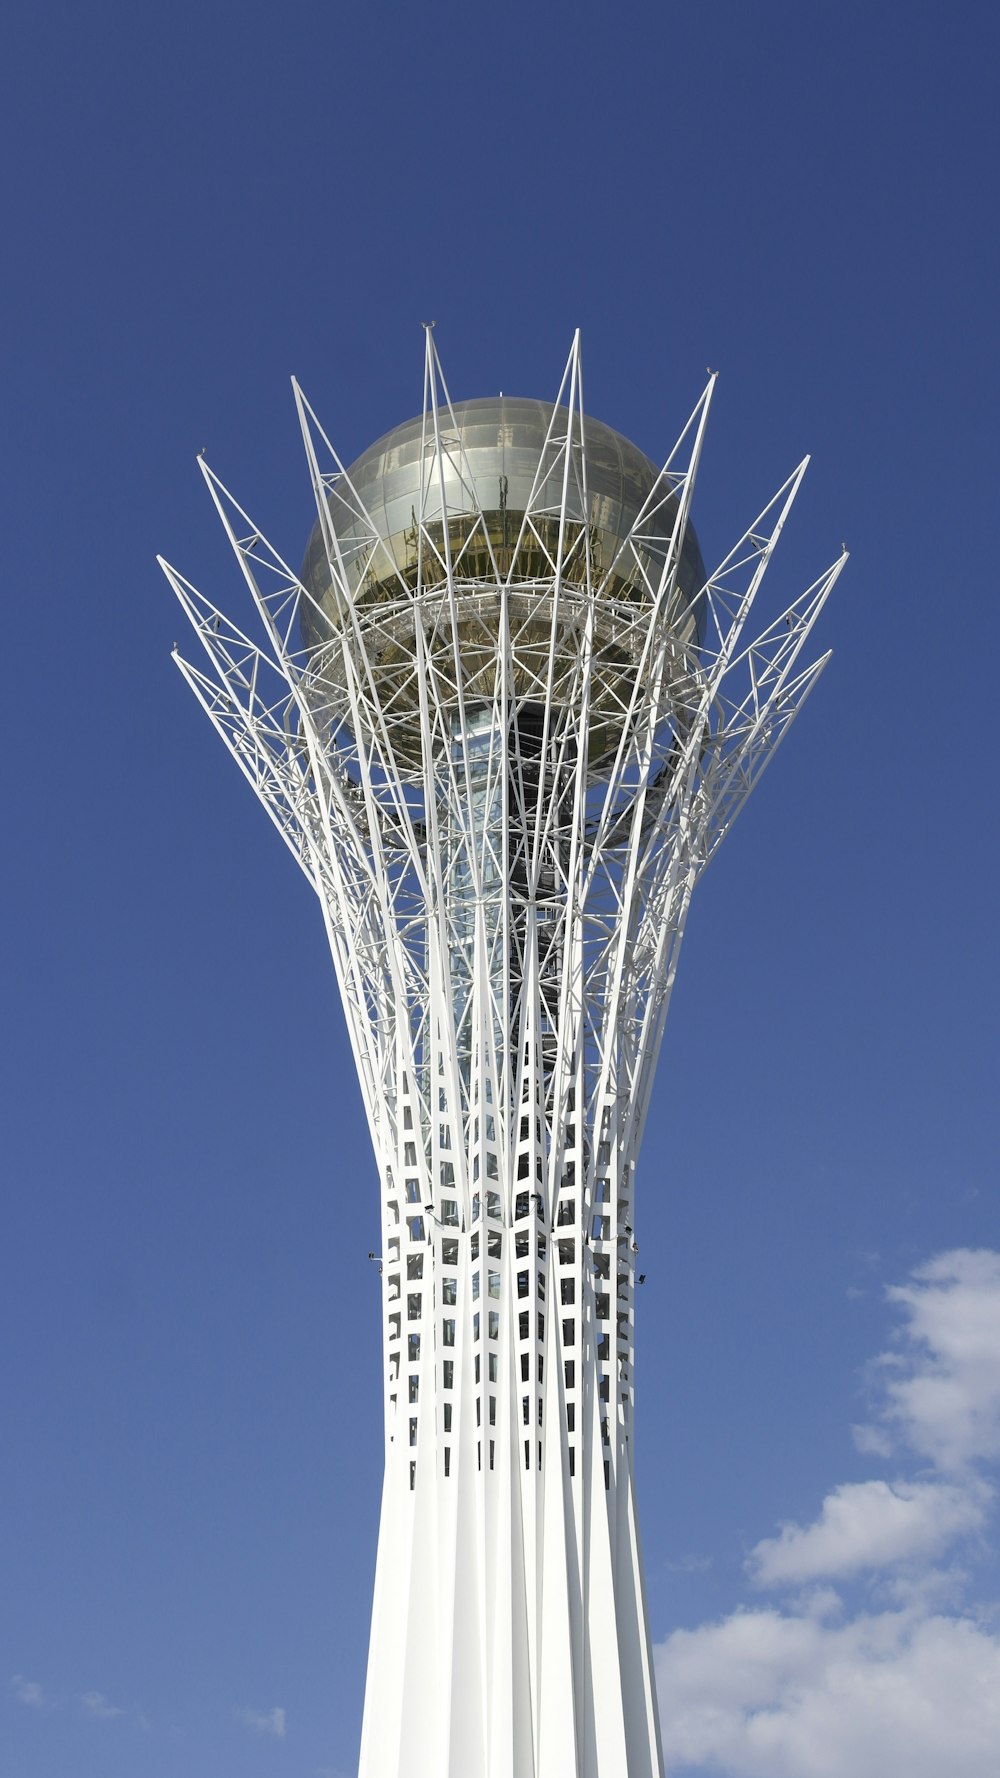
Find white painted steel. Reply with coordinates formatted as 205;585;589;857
163;330;844;1777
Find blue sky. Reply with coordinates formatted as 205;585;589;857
2;2;998;1774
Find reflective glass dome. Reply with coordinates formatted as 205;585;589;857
300;397;705;771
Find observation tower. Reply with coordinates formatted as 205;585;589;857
162;329;844;1778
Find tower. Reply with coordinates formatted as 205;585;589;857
163;329;844;1777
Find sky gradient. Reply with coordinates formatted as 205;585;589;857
2;2;998;1774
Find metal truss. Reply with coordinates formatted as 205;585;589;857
164;329;844;1778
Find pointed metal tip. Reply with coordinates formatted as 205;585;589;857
421;319;436;331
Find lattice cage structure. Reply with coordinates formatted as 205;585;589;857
163;330;844;1778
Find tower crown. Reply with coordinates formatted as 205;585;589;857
299;396;705;772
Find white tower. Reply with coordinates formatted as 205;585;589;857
163;330;844;1778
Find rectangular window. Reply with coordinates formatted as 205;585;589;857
440;1161;455;1187
442;1238;458;1266
486;1191;501;1221
488;1311;499;1340
407;1292;421;1320
537;1312;545;1340
409;1375;419;1403
472;1272;481;1300
515;1191;529;1221
561;1278;575;1305
488;1353;498;1382
488;1271;501;1299
515;1231;529;1258
442;1320;456;1348
564;1360;575;1390
485;1116;495;1142
537;1355;544;1384
404;1143;417;1166
562;1318;575;1346
596;1294;610;1320
489;1439;495;1469
519;1311;529;1340
471;1193;481;1223
409;1418;417;1447
595;1178;610;1202
410;1461;416;1490
405;1179;420;1203
444;1448;451;1476
408;1334;421;1360
473;1312;480;1342
520;1353;530;1382
489;1397;496;1426
441;1198;459;1227
537;1272;546;1300
442;1278;457;1306
522;1397;530;1425
592;1216;610;1242
486;1152;499;1180
442;1359;454;1389
569;1447;575;1477
388;1312;401;1341
407;1216;425;1243
407;1254;423;1280
488;1231;502;1259
599;1377;610;1401
567;1402;575;1432
557;1199;575;1226
387;1274;401;1301
443;1403;452;1432
475;1353;481;1384
517;1270;529;1298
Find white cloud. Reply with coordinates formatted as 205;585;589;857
655;1248;1000;1775
80;1689;124;1720
236;1704;286;1738
11;1674;46;1708
875;1249;1000;1472
747;1477;989;1586
656;1602;1000;1778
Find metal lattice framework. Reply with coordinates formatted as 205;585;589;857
163;330;844;1778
